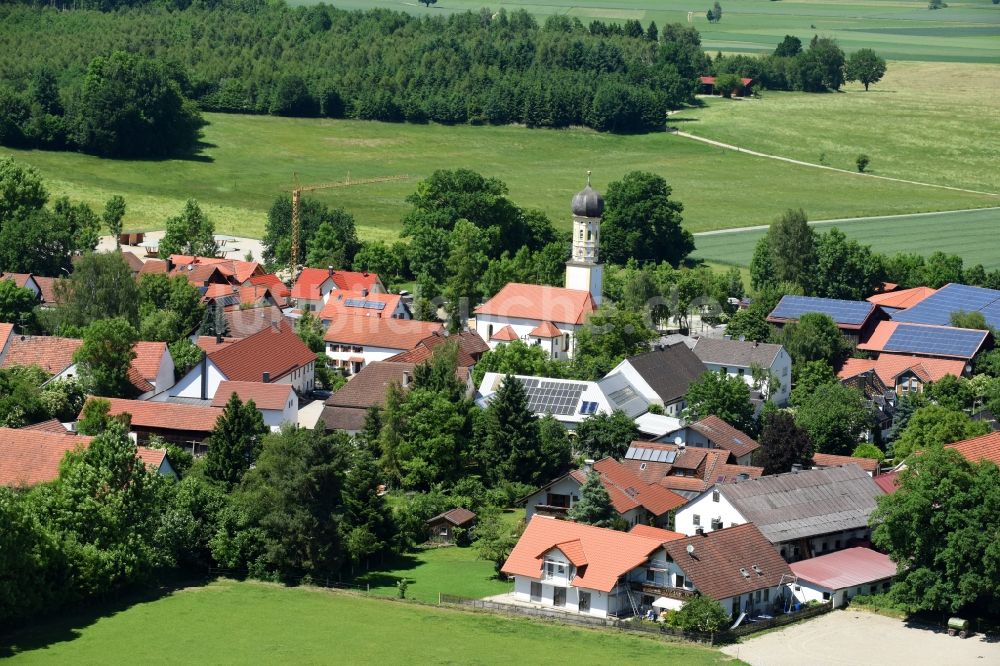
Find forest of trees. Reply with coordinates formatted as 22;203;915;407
0;3;708;141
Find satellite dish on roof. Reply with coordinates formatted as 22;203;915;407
686;544;694;555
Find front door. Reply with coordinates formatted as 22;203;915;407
579;591;591;612
553;587;566;607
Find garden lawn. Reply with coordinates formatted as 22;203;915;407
0;580;742;665
1;110;993;242
692;207;1000;269
352;545;514;604
674;61;1000;194
290;0;1000;63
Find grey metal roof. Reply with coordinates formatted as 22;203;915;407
693;337;783;369
720;465;883;544
626;343;707;404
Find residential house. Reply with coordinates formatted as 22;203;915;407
0;273;41;299
425;508;477;544
946;431;1000;466
0;323;13;360
31;276;63;307
523;458;686;528
0;427;174;486
203;283;279;311
291;267;384;313
223;306;289;339
318;360;473;434
674;465;885;562
789;547;897;608
211;380;298;430
838;353;968;396
169;255;264;285
811;452;882;477
659;415;760;467
858;321;986;364
243;273;291;307
634;413;684;440
477;371;648;429
768;295;883;345
318;289;411;323
692;338;791;405
621;441;763;500
605;344;707;416
323;317;443;375
90;398;223;452
168;320;316;401
473;284;596;360
386;330;489;368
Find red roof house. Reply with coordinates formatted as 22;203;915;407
946;431;1000;467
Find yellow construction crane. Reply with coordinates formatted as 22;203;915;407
290;173;409;274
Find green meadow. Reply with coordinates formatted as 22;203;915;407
0;579;741;665
289;0;1000;63
693;207;1000;269
2;106;994;242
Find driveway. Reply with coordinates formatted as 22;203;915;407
721;610;999;666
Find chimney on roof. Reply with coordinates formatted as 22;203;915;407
216;334;223;344
791;463;802;473
361;288;369;298
262;371;270;383
695;527;704;536
402;371;411;387
328;265;334;277
583;459;595;474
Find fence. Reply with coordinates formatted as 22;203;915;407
439;593;834;645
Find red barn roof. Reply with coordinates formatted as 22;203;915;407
789;547;897;590
96;398;223;433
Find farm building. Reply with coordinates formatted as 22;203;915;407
767;295;883;345
789;547;897;608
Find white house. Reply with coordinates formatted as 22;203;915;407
501;517;793;620
290;267;385;313
674;465;885;562
477;371;648;429
164;320;316;401
211;380;298;430
788;547;897;609
318;289;411;324
323;317;443;375
606;344;707;417
692;337;792;405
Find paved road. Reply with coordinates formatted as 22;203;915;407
722;610;999;666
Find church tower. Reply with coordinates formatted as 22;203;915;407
565;172;604;305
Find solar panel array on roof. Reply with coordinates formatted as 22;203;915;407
883;324;985;358
770;295;874;326
517;378;586;416
892;283;1000;329
607;385;637;405
625;446;678;464
344;298;387;311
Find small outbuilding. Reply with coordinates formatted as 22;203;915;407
789;547;897;608
425;508;477;543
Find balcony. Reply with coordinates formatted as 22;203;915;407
630;581;696;600
533;504;570;517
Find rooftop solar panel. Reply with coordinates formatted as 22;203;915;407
769;295;873;326
892;283;1000;328
625;447;678;464
517;378;587;416
883;324;985;358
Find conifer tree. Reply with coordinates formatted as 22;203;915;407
342;449;394;570
205;394;268;488
482;375;540;485
568;471;616;528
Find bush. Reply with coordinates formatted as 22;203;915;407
672;594;731;632
856;154;870;173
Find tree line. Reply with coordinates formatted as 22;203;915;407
0;3;709;144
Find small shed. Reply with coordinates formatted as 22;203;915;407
425;508;477;543
789;547;897;608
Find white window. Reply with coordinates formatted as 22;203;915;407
692;514;700;526
712;490;720;503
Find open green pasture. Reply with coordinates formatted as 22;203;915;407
290;0;1000;63
0;579;740;664
2;108;994;242
692;207;1000;269
674;61;1000;194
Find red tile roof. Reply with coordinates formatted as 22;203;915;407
136;447;169;470
132;341;167;382
867;286;936;310
0;273;35;290
139;259;168;275
621;441;764;494
700;75;753;86
291;267;382;301
169;256;262;284
946;431;1000;467
195;336;240;355
22;419;68;433
1;335;82;375
593;458;687;515
812;452;881;474
689;415;760;459
491;325;519;341
838;353;966;387
789;547;897;590
323;316;442;350
245;274;290;302
224;307;288;339
208;320;314;383
629;524;686;542
212;381;296;411
0;428;93;486
873;470;900;494
552;539;588;567
502;517;665;592
96;398;223;433
0;322;13;347
386;330;489;368
529;321;562;338
319;290;403;321
120;251;145;273
475;283;596;326
663;524;793;601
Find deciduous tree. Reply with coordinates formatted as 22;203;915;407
601;171;693;267
892;404;988;460
794;382;871;455
159;199;216;259
685;371;756;434
756;410;813;475
575;410;639;460
845;48;886;91
74;317;139;398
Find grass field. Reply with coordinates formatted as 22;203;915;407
2;105;994;242
0;580;742;664
289;0;1000;63
692;207;1000;269
674;61;1000;194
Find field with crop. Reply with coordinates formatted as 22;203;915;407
692;207;1000;269
2;105;994;242
289;0;1000;63
0;580;740;664
674;61;1000;194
